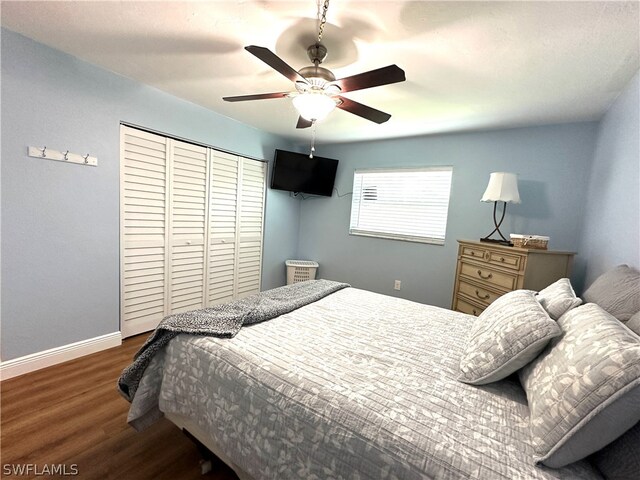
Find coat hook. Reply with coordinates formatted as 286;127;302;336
63;150;69;161
41;146;47;158
83;154;90;164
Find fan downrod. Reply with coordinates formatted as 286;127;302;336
297;43;336;86
297;65;335;84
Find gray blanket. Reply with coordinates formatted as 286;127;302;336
117;279;350;402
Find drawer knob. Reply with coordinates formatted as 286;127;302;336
499;257;505;262
472;309;478;315
470;252;475;256
477;270;493;280
475;289;490;300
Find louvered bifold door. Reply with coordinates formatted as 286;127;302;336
120;126;168;337
236;158;266;298
168;140;209;314
121;127;265;336
207;151;239;305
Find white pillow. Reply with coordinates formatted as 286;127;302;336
627;312;640;336
519;304;640;467
536;278;582;320
458;290;560;385
583;265;640;321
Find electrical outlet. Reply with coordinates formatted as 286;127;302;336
394;280;401;290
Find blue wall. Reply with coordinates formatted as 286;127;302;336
1;29;299;360
295;123;599;307
2;26;637;362
578;71;640;289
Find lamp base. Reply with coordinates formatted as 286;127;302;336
481;201;513;246
480;237;513;247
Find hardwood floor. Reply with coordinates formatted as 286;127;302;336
1;335;239;480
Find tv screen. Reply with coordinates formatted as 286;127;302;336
271;149;339;197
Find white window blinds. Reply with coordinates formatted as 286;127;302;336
349;167;453;245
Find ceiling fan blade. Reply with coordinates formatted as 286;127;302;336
223;92;290;102
336;96;391;124
296;117;313;129
245;45;308;84
333;65;405;93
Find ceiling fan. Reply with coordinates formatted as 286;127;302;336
222;1;406;129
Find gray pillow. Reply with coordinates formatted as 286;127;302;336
590;421;640;480
536;278;582;320
519;303;640;468
458;290;560;385
583;265;640;321
627;312;640;336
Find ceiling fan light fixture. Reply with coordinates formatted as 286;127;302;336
223;0;405;130
292;92;337;121
298;65;336;84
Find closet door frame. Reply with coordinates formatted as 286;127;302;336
120;124;266;337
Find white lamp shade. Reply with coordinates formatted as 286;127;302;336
481;172;521;204
292;92;337;121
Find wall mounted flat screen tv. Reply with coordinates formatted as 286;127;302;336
271;149;339;197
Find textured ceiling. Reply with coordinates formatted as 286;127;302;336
2;1;639;143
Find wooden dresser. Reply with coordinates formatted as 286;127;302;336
451;240;575;316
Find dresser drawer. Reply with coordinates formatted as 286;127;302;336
461;244;487;261
457;280;501;307
487;251;522;270
459;261;518;291
453;240;575;312
455;297;484;316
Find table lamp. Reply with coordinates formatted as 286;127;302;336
480;172;521;245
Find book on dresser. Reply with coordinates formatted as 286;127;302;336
451;239;575;316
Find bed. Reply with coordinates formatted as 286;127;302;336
119;269;640;480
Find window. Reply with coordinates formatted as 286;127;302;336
349;167;453;245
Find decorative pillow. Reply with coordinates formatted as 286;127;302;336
582;264;640;321
590;421;640;480
536;278;582;320
458;290;561;386
519;303;640;468
627;312;640;336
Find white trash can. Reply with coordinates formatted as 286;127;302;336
285;260;319;285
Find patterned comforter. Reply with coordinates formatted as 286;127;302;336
128;287;602;479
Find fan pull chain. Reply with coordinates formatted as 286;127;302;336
317;0;330;44
309;121;317;158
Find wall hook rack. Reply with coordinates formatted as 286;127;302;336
27;146;98;166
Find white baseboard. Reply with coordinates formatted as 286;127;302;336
0;332;122;380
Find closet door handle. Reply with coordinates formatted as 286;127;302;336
475;289;490;300
477;270;492;280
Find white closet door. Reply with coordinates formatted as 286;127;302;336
208;151;239;305
168;140;209;314
121;126;266;337
120;126;168;337
236;158;266;298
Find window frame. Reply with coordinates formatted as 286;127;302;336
348;166;453;246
